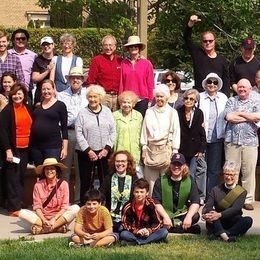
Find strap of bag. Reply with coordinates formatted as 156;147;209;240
42;179;63;208
218;185;245;210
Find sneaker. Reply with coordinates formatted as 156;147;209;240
186;224;201;234
243;204;254;210
120;240;137;246
227;236;237;243
68;241;83;248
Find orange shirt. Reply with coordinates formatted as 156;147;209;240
14;104;32;148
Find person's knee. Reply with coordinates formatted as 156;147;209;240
244;216;253;230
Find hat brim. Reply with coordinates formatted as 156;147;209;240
35;162;67;175
65;74;85;80
123;43;146;51
202;74;223;91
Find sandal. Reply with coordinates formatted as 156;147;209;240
56;224;68;233
31;224;43;235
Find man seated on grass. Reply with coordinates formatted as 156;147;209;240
202;161;253;242
69;189;118;248
120;178;168;245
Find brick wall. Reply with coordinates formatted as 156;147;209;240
0;0;47;27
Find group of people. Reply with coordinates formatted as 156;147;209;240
0;13;258;247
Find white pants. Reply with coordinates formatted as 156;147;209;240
19;204;80;225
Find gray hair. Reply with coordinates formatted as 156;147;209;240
223;161;240;174
101;34;117;45
60;33;76;46
86;84;106;99
153;84;170;99
183;89;200;102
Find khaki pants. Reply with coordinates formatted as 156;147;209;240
102;93;118;112
225;142;258;203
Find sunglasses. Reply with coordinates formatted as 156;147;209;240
206;79;218;85
166;79;176;84
184;97;195;101
129;45;140;48
202;39;214;44
15;37;27;41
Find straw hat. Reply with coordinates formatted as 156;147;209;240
65;67;84;79
35;158;67;175
202;73;223;91
123;35;146;51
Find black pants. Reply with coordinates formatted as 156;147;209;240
77;150;109;205
206;215;253;236
134;99;149;118
2;148;29;211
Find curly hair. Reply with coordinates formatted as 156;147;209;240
118;91;138;106
108;150;136;176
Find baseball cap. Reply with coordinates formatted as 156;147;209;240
40;36;54;45
241;37;255;49
171;153;186;165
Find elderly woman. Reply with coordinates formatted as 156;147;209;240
177;89;206;202
161;70;183;109
113;91;143;170
99;150;138;232
75;85;116;205
141;84;180;194
50;33;83;92
30;79;68;166
152;153;201;234
119;36;154;117
19;158;80;234
202;161;253;242
199;73;228;195
0;83;32;216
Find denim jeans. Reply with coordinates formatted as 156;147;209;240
120;228;168;245
206;142;223;196
30;147;61;166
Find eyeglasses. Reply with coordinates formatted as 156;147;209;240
166;79;176;84
202;39;214;44
15;37;27;41
206;79;218;85
103;44;115;48
184;97;195;101
129;45;140;48
224;173;236;177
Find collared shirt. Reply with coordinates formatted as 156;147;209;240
87;53;122;92
0;53;25;83
224;93;260;146
9;48;37;89
57;86;88;127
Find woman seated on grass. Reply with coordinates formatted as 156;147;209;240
202;161;253;242
19;158;80;234
69;189;118;248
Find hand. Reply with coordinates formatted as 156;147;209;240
188;15;201;27
98;149;108;159
137;228;149;237
88;150;98;161
163;216;173;229
195;152;204;160
6;149;13;163
182;216;192;230
208;210;221;221
142;148;147;161
47;62;55;72
83;233;93;240
60;147;67;160
91;233;102;240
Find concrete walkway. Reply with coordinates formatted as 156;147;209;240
1;202;260;241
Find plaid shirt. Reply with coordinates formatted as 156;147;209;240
121;196;162;235
0;53;25;84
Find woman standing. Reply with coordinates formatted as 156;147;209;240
119;36;154;117
177;89;206;202
50;33;83;92
199;73;228;195
113;91;143;169
19;158;80;234
75;85;116;205
161;71;183;109
99;150;137;232
0;71;17;111
0;83;32;216
30;79;68;166
141;84;180;194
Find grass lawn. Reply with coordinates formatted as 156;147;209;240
0;235;259;260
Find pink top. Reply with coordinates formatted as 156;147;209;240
119;58;154;100
33;179;70;220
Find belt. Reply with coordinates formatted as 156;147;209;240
106;90;118;95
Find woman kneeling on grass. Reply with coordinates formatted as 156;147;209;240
69;189;118;248
19;158;80;234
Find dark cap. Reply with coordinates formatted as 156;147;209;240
241;37;255;49
171;153;186;165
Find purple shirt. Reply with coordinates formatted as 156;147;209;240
0;53;25;84
9;48;37;89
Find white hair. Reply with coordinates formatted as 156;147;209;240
153;84;170;99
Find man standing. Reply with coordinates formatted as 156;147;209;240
229;37;260;93
87;35;122;111
9;29;37;94
183;15;229;95
0;31;24;83
57;67;88;203
224;78;260;210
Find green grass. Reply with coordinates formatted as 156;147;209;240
0;235;259;260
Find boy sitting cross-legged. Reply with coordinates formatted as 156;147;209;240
69;189;118;248
120;178;168;245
